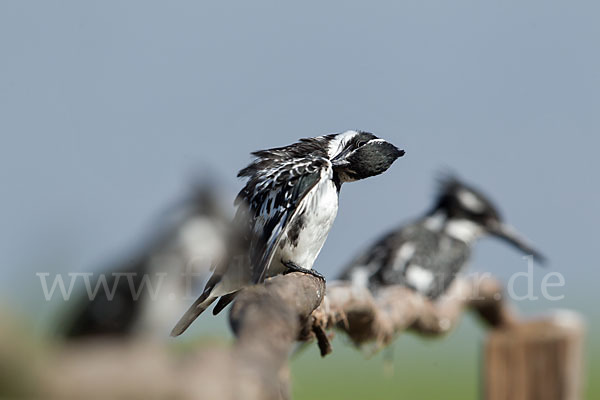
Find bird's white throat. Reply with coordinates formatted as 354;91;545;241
444;219;484;243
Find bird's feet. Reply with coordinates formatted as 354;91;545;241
283;261;326;282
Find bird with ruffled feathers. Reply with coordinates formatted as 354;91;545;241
171;130;404;336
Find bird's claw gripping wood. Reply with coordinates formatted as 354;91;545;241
283;260;326;282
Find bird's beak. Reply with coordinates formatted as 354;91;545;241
331;147;353;167
331;158;351;168
487;221;546;264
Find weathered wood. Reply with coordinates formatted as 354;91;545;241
35;272;325;400
12;273;584;400
228;272;326;400
484;311;585;400
311;275;516;348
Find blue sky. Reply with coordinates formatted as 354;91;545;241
1;1;598;328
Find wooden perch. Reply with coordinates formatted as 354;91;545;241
25;272;583;400
309;274;517;350
226;272;326;400
204;272;517;399
37;272;326;400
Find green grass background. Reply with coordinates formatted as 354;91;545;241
291;315;598;400
1;305;596;399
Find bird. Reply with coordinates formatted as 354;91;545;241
61;182;229;339
338;175;545;299
170;130;404;336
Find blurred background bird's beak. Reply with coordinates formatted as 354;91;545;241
487;221;546;264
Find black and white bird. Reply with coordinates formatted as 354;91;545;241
171;130;404;336
338;175;545;299
61;183;229;339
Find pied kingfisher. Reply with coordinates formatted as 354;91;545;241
338;175;545;299
62;182;229;339
171;130;404;336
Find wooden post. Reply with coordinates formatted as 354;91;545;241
484;311;586;400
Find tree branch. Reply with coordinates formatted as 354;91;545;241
309;275;518;349
30;273;517;400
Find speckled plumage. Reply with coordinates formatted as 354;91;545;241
339;217;471;298
171;131;404;336
339;175;545;299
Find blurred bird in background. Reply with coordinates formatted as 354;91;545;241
60;180;230;339
339;174;545;299
171;130;404;336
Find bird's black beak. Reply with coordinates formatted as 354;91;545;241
331;147;352;167
487;221;546;264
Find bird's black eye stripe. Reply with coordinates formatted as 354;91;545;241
353;138;369;147
351;132;377;148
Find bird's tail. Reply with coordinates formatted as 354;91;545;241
171;244;248;336
170;291;217;337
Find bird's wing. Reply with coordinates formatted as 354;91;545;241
415;237;470;298
171;140;333;335
337;224;413;287
339;220;471;299
375;225;470;298
236;155;332;284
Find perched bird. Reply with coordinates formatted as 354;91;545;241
171;130;404;336
338;175;545;299
61;183;229;339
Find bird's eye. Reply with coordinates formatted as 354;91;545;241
357;140;368;147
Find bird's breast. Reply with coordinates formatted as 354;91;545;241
275;177;339;272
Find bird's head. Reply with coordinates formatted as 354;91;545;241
327;130;404;182
431;175;545;263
